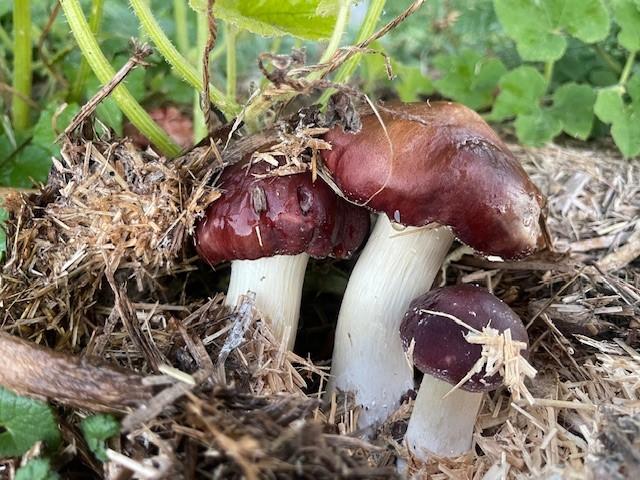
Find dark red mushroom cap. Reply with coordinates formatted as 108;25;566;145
399;284;529;393
321;101;546;260
195;161;370;265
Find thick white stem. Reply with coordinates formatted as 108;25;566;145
226;253;309;350
405;376;483;458
328;215;455;428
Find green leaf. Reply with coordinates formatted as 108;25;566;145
551;83;596;139
490;66;547;120
561;0;610;44
5;145;54;188
494;0;566;61
494;0;609;61
32;104;80;157
393;62;433;103
515;107;563;146
16;458;60;480
190;0;340;40
611;0;640;51
81;414;120;462
0;387;61;457
432;51;506;110
594;79;640;157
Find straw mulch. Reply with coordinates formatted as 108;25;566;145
0;127;639;479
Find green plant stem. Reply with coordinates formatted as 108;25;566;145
317;0;386;105
12;0;32;131
619;51;637;86
543;60;554;85
69;0;105;103
318;0;350;64
244;0;362;125
173;0;189;55
225;24;237;101
60;0;180;156
129;0;239;119
593;44;622;74
193;14;208;142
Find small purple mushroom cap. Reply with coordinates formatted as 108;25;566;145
399;285;529;392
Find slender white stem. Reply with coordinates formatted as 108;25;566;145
226;253;309;349
328;215;454;428
404;376;483;458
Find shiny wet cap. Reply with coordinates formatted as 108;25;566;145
321;101;546;260
195;161;370;265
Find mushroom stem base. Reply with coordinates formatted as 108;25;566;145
405;376;483;459
328;214;455;429
226;253;309;349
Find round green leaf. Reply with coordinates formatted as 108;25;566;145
551;83;596;140
490;66;547;120
515;108;563;146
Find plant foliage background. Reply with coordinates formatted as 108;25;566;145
0;0;639;472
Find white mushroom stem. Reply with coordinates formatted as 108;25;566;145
225;253;310;349
404;375;483;458
328;214;454;428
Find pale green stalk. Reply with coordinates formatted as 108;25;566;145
225;24;237;101
619;51;637;86
244;1;357;125
173;0;189;55
193;14;208;141
12;0;32;131
318;0;386;104
70;0;105;103
129;0;239;119
60;0;180;156
317;0;350;64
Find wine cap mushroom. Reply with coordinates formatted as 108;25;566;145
322;101;546;259
324;101;544;429
195;160;370;349
400;284;529;392
399;284;529;459
195;161;370;265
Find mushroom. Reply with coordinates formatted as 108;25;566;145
321;101;545;427
195;160;370;349
399;284;529;458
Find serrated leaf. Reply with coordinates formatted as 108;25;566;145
0;387;60;457
490;66;547;121
561;0;609;43
515;108;563;146
611;0;640;51
494;0;566;62
190;0;340;40
551;83;596;139
433;51;506;110
16;458;60;480
81;414;120;462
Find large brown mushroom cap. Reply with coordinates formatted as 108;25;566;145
195;161;370;265
321;101;546;259
399;284;529;393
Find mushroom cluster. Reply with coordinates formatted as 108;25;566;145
192;100;545;445
321;101;545;428
195;160;370;349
